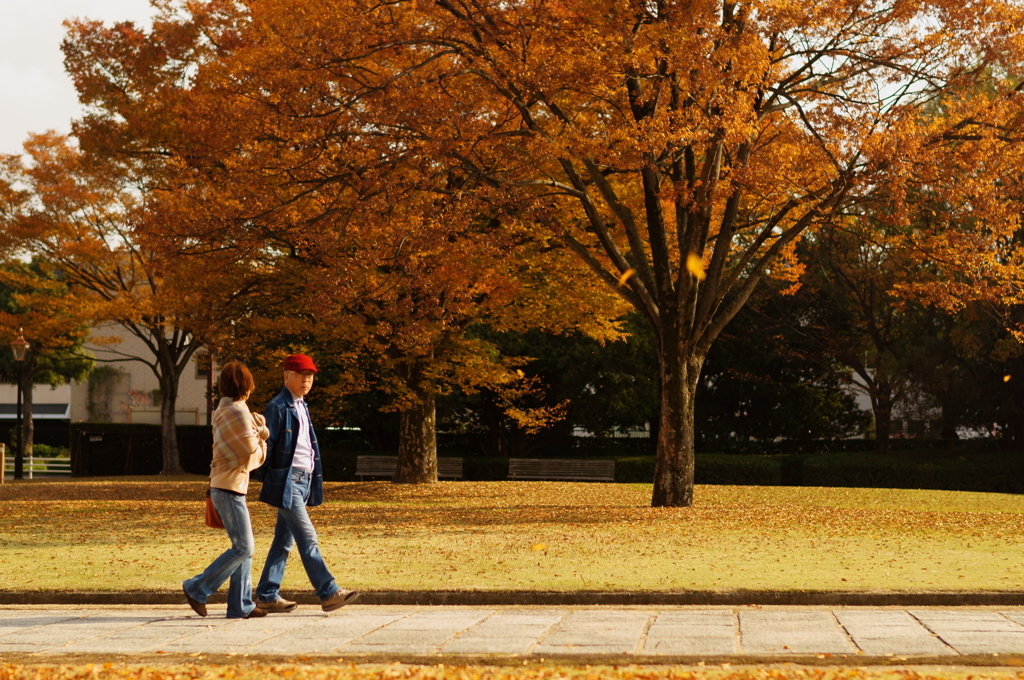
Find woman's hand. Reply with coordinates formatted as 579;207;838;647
252;412;270;440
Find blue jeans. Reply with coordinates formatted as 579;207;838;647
183;488;256;618
256;469;339;602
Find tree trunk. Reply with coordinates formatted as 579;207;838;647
394;362;438;484
158;369;184;475
651;324;703;508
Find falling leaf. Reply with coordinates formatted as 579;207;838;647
686;253;706;281
532;543;547;551
617;268;635;287
1004;375;1012;382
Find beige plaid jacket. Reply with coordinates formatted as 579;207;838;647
210;397;269;494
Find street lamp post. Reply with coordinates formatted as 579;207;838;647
10;329;29;481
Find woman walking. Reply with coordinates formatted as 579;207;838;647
183;361;270;618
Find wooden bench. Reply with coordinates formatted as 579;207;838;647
508;458;615;482
355;455;464;480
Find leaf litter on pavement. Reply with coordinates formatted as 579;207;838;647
3;664;1024;680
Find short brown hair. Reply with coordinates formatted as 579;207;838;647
218;361;255;400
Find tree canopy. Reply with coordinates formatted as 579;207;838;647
3;0;1017;499
150;0;1024;504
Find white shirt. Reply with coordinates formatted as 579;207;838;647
291;396;315;472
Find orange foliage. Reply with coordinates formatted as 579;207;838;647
61;2;628;436
186;0;1023;505
56;0;1024;501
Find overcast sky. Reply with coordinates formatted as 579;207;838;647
1;1;159;157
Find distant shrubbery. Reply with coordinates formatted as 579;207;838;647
798;451;1024;494
32;444;70;458
68;423;1020;494
321;443;1023;494
618;449;1024;494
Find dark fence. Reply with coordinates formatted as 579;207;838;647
70;423;212;477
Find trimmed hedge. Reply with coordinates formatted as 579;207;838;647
617;451;1024;493
800;451;1024;494
1;423;71;450
697;454;784;486
616;454;784;485
280;448;1024;493
325;452;779;485
65;422;1024;494
611;456;654;483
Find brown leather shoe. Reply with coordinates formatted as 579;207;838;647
183;586;207;617
321;589;360;612
245;606;268;618
257;597;298;613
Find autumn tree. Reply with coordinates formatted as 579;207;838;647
1;6;276;476
59;3;628;484
162;154;625;484
736;200;1024;449
162;0;1024;504
58;0;1024;497
0;259;93;463
0;134;205;475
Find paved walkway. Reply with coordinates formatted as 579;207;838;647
5;605;1024;664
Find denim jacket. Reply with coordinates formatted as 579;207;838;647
257;387;324;509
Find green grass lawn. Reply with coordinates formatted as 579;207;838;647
1;478;1022;593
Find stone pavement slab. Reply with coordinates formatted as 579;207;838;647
643;610;736;655
533;610;652;656
739;610;856;655
2;605;1024;662
910;610;1024;655
339;609;492;655
834;610;954;656
442;610;566;655
249;610;409;655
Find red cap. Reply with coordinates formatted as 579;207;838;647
283;354;317;373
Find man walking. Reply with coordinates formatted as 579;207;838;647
255;354;359;613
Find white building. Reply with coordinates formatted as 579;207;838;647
0;325;212;426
